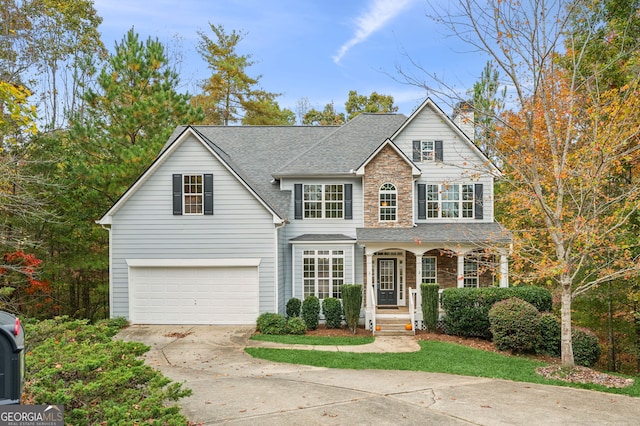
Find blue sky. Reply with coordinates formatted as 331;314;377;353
94;0;489;118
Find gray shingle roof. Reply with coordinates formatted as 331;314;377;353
356;223;512;246
166;125;338;218
274;113;408;176
289;234;356;242
164;114;408;219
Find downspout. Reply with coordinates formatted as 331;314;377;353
99;223;114;319
274;219;287;315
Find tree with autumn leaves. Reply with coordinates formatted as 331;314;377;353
421;0;640;367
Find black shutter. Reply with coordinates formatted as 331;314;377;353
172;174;182;215
344;184;352;220
204;174;213;215
417;184;426;220
294;184;302;219
474;183;484;219
412;140;421;161
435;140;443;162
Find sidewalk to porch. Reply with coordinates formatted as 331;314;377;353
245;335;421;353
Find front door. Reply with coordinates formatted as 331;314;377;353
377;258;397;305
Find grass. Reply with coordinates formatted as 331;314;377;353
245;339;640;398
250;333;374;346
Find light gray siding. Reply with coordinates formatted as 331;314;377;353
290;243;357;301
109;135;278;319
280;177;364;238
393;102;496;222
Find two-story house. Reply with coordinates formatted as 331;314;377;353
98;98;512;329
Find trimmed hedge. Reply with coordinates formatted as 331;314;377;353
489;298;540;353
302;296;320;330
441;286;552;339
286;297;301;318
322;297;343;329
256;313;287;335
342;284;362;334
421;283;440;332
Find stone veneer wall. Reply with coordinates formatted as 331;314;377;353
363;145;414;227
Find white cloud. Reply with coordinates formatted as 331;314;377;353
333;0;414;64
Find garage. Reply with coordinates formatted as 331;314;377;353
127;259;260;325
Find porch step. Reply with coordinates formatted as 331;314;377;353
375;316;414;336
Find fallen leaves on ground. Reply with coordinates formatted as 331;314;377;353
536;365;634;388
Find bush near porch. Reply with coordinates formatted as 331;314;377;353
441;286;552;339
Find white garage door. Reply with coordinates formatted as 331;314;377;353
128;261;259;325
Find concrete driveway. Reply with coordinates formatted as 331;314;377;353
117;325;640;425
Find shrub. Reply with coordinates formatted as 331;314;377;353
511;286;553;312
302;296;320;330
24;318;190;425
421;283;440;332
286;297;301;318
342;284;363;334
572;327;602;367
285;316;307;335
537;313;561;357
322;297;343;329
256;312;287;335
441;286;552;339
489;298;541;353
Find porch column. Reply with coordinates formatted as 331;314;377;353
457;252;465;288
415;253;423;310
499;254;509;287
366;253;374;306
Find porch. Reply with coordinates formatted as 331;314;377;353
356;223;512;335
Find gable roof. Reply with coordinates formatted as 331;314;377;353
355;138;421;176
98;126;335;224
392;98;501;176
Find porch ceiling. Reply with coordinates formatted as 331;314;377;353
356;223;512;247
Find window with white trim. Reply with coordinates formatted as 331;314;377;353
422;257;437;283
303;250;344;299
303;184;343;218
463;258;479;287
379;183;397;221
427;184;475;219
420;141;435;162
183;174;203;215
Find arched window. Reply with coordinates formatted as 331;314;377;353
379;183;397;221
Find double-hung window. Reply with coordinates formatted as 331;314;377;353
303;250;344;299
379;183;397;221
421;141;435;161
426;184;475;219
463;258;479;287
303;184;343;218
422;257;437;283
183;175;203;215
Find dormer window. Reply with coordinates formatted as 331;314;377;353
379;183;397;221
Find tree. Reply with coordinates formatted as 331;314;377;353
344;90;398;120
192;23;285;125
21;0;105;130
241;92;295;125
469;61;505;160
27;28;203;319
302;101;345;125
418;0;640;367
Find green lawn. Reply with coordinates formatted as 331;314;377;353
250;333;374;346
245;339;640;398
